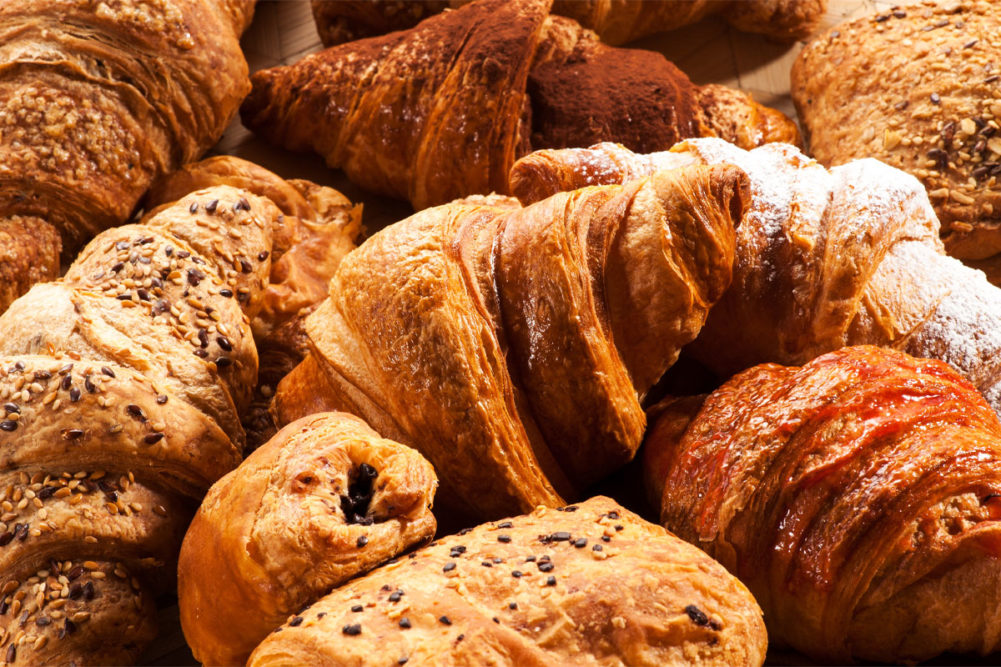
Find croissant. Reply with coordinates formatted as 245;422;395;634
273;164;749;519
144;156;364;448
246;496;767;666
0;0;254;312
179;411;438;666
242;0;797;210
510;138;1001;415
645;345;1001;663
310;0;826;47
791;1;1001;280
0;183;278;664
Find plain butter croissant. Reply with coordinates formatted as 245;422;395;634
179;412;438;666
0;184;277;664
242;0;797;210
646;345;1001;663
0;0;255;312
311;0;826;47
274;164;749;519
510;138;1001;415
249;496;767;666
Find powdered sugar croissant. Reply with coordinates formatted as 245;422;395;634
510;139;1001;415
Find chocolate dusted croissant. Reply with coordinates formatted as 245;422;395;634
243;0;797;210
311;0;826;47
0;185;278;664
509;138;1001;416
248;496;767;666
0;0;255;312
273;163;748;519
646;345;1001;663
144;156;365;448
179;412;438;666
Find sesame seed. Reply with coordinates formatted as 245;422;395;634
399;617;411;629
439;616;451;625
351;605;363;612
205;199;219;214
389;590;404;602
144;433;164;445
573;537;587;548
546;576;556;586
508;602;517;610
356;535;368;548
511;570;522;578
443;562;456;573
342;623;361;636
497;535;511;543
0;421;16;432
289;616;303;627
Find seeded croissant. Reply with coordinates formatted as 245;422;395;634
248;496;767;667
242;0;796;210
646;345;1001;663
179;411;438;665
273;163;748;519
0;0;255;312
510;138;1001;415
0;184;277;664
311;0;826;47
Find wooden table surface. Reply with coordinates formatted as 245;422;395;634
141;1;903;664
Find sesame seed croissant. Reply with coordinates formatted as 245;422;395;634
247;496;767;667
0;0;255;312
241;0;797;211
645;345;1001;663
310;0;825;47
179;411;438;666
273;163;749;520
509;138;1001;416
0;185;279;665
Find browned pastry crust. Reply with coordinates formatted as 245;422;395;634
273;164;748;520
242;0;797;210
508;138;1001;416
792;1;1001;271
0;216;60;314
0;184;278;664
646;345;1001;663
179;412;438;666
247;496;767;666
311;0;825;47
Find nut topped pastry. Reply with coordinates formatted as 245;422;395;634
792;0;1001;274
247;496;767;666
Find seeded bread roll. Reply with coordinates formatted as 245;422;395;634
0;185;277;664
248;496;767;666
144;156;365;449
178;412;438;666
791;1;1001;279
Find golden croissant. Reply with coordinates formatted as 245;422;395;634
510;138;1001;415
273;164;749;520
646;345;1001;663
242;0;797;210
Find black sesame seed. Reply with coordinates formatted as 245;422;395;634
563;505;578;512
685;604;711;627
216;356;232;368
931;92;941;105
389;590;404;602
64;429;84;440
217;336;232;352
573;537;587;548
592;544;603;552
509;602;517;610
84;376;96;393
60;375;73;390
239;259;253;274
614;525;623;531
101;367;116;378
37;486;56;500
136;288;150;302
219;289;233;298
258;251;270;261
187;268;205;286
493;617;500;624
205;199;219;214
497;535;511;543
342;623;362;635
892;9;906;18
356;535;368;548
177;250;191;259
144;433;164;444
58;363;72;375
64;617;77;635
3;403;18;414
965;39;979;49
6;644;14;662
189;202;199;214
398;658;408;665
443;562;456;573
538;562;554;573
481;561;492;567
288;616;303;627
115;241;129;251
35;616;50;627
156;395;168;405
546;575;556;586
67;566;84;581
15;524;27;541
111;261;125;273
457;634;464;642
0;532;12;547
987;75;1001;84
606;511;620;519
439;616;451;625
198;329;209;348
399;617;411;629
511;570;522;578
524;556;536;563
126;404;146;421
551;531;571;542
351;604;363;612
601;535;611;542
874;13;889;22
497;521;513;529
0;421;16;432
83;581;95;600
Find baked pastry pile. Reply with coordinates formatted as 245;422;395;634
13;0;1001;664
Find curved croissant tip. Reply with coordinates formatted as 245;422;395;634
712;165;751;229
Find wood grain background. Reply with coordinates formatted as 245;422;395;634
142;1;901;664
